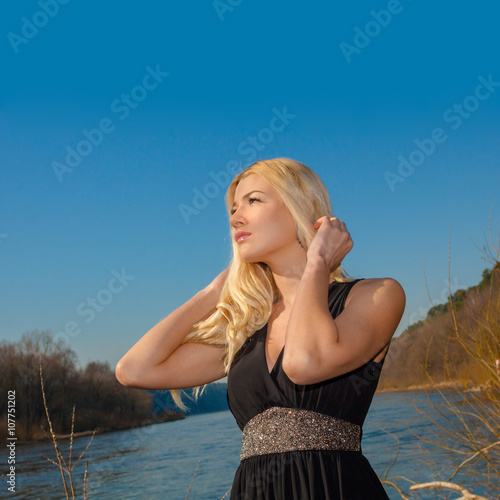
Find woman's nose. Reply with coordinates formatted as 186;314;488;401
230;208;245;226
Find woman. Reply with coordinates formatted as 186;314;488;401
116;158;406;499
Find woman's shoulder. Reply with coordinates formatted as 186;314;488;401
345;277;405;307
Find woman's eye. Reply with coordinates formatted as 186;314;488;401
231;197;261;215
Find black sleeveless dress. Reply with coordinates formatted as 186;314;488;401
226;278;390;500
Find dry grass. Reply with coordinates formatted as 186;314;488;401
381;206;500;499
184;459;232;499
39;354;96;499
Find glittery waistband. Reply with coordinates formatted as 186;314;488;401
240;406;361;461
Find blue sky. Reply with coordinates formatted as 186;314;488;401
1;1;499;371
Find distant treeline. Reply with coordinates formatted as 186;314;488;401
0;331;183;443
379;262;500;390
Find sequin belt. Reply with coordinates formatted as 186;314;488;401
240;406;361;461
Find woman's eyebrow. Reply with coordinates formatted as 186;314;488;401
231;190;266;209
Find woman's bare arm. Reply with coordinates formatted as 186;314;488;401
115;269;229;390
282;259;405;385
281;216;405;384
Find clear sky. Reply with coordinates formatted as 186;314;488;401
1;1;499;372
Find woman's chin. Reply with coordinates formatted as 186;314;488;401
238;251;261;264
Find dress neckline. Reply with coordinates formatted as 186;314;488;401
263;280;340;376
263;323;285;375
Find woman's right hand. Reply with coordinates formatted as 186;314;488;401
206;265;230;296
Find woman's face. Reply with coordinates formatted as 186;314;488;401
230;173;300;265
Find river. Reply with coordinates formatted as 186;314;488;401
6;390;492;499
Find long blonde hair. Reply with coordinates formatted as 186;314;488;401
169;158;354;410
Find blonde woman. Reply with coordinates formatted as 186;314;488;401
116;158;406;499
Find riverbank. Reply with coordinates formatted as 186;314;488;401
377;378;495;394
377;379;463;394
11;410;186;446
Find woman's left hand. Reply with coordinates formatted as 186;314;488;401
306;216;353;270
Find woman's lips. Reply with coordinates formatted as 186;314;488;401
235;231;252;243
